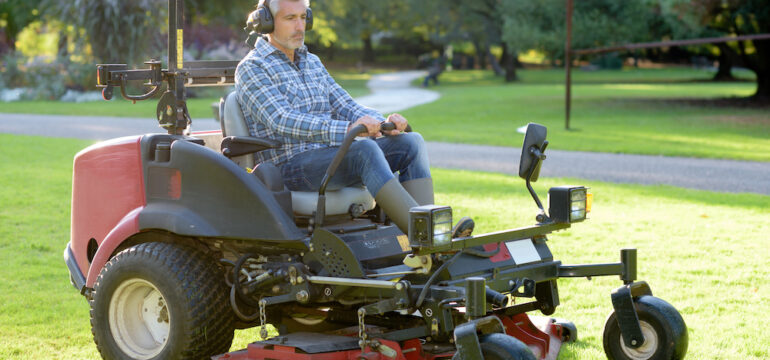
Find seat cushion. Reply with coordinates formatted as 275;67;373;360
292;187;375;216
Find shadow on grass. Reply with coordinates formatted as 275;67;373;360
625;96;770;110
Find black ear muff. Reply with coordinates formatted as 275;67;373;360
256;5;274;34
305;8;313;31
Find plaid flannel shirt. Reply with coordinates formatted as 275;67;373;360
235;37;385;166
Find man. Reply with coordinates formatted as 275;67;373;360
235;0;472;236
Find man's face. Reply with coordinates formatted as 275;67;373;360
269;0;307;54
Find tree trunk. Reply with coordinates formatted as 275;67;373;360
713;43;735;81
501;43;517;82
327;42;335;61
3;30;15;51
752;40;770;101
488;47;503;76
58;33;69;58
473;40;487;70
362;34;375;63
753;69;770;102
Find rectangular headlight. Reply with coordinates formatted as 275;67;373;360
409;205;453;250
548;186;589;223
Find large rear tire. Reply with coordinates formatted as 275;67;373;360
603;295;688;360
90;242;234;360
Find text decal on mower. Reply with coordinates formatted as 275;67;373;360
506;239;541;265
484;239;542;264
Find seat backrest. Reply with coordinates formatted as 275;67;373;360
221;91;255;168
222;91;375;217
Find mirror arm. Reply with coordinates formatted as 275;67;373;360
526;173;549;223
525;142;551;223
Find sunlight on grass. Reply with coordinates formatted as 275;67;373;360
403;69;769;161
601;83;676;91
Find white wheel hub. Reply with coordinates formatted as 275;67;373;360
620;320;658;359
109;278;170;359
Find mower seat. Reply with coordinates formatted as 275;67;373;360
220;91;375;217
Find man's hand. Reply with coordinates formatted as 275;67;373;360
385;113;408;135
349;116;382;137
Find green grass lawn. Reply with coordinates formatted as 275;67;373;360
1;134;767;359
404;68;770;162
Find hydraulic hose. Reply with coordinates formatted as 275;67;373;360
415;251;462;308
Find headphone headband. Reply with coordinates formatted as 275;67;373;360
246;1;313;35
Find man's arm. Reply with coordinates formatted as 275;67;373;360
323;68;386;124
235;59;349;146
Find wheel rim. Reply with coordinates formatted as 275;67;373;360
619;320;658;359
109;278;170;359
289;307;330;326
290;315;327;326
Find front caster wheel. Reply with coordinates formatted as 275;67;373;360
603;295;688;360
479;333;536;360
451;333;536;360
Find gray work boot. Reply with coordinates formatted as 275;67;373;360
401;177;434;206
375;178;419;234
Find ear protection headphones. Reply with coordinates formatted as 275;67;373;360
246;0;313;35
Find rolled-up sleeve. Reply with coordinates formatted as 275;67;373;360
236;59;349;146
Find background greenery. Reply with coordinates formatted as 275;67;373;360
403;68;769;161
2;0;769;99
0;134;767;359
2;67;765;162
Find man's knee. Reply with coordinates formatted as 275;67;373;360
350;138;385;159
400;132;426;153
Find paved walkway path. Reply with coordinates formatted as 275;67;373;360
355;70;440;113
1;71;768;195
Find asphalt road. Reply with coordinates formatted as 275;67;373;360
1;71;768;195
426;142;770;195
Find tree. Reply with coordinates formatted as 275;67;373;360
658;0;770;100
501;0;652;67
43;0;167;65
312;0;411;63
446;0;517;81
0;0;43;53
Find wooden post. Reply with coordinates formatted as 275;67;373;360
565;0;573;130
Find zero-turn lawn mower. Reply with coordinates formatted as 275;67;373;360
64;1;687;359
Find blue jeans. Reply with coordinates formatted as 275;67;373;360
279;132;430;196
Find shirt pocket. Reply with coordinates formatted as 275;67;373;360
305;68;329;97
279;83;300;108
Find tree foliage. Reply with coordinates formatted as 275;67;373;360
501;0;652;63
655;0;770;98
0;0;43;52
43;0;167;65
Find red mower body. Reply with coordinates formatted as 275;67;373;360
68;135;145;290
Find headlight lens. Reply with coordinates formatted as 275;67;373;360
569;188;587;222
432;208;453;247
548;186;589;223
409;205;453;250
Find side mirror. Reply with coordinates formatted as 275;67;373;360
518;123;548;182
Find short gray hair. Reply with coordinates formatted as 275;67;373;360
263;0;310;15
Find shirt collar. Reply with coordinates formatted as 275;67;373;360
254;36;308;61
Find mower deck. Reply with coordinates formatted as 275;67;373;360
214;314;566;360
